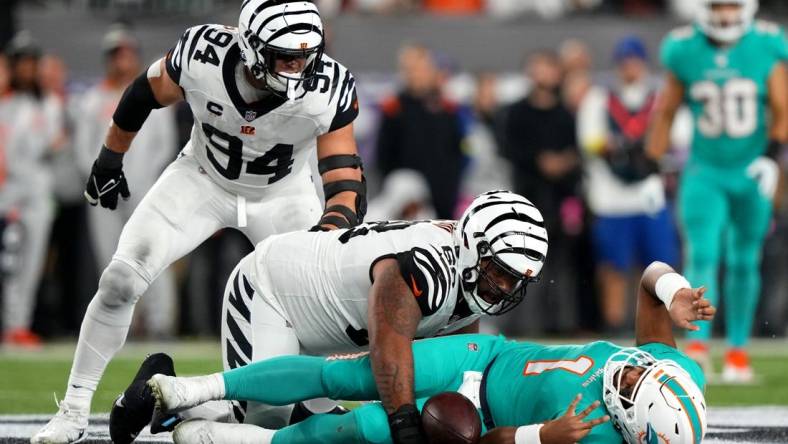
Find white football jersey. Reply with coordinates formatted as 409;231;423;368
249;220;480;354
165;24;358;196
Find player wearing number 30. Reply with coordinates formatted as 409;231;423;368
646;0;788;382
33;1;366;443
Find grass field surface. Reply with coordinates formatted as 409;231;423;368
1;338;786;414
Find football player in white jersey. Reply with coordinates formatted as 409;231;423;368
33;1;366;443
110;190;549;444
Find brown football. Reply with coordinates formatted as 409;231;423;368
421;392;482;444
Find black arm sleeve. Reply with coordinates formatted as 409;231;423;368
112;72;164;133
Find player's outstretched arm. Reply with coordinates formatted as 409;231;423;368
368;258;425;444
85;58;183;210
635;261;716;347
645;72;684;161
313;122;366;230
480;394;609;444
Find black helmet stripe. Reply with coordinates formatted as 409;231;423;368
267;23;322;44
484;211;544;233
256;9;321;36
459;199;536;234
495;247;545;261
488;230;548;248
245;0;306;34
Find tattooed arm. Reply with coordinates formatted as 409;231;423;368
368;258;425;443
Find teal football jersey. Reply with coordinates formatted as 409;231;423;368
660;22;788;168
484;341;705;443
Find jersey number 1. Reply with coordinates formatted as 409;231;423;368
203;123;294;183
523;356;594;376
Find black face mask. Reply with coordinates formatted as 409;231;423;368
466;255;538;316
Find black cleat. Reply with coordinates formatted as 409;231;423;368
149;405;183;434
109;353;175;444
288;402;349;426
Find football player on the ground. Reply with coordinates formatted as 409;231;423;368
33;1;366;442
645;0;787;382
113;190;549;444
147;260;712;444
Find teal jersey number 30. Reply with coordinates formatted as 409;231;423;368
660;22;788;168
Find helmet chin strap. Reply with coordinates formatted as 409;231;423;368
286;79;298;100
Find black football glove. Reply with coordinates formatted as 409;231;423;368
389;404;426;444
85;158;130;210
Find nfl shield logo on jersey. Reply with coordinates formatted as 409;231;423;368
244;110;257;122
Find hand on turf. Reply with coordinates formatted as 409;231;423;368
669;287;716;331
540;394;609;444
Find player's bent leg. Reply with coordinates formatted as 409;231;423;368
219;253;302;428
67;260;150;399
722;181;772;382
321;334;506;401
173;419;275;444
32;260;151;444
34;156;228;444
154;335;505;432
678;170;727;347
242;300;302;428
272;403;391;444
31;260;147;441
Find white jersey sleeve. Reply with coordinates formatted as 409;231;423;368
252;220;478;354
163;25;358;197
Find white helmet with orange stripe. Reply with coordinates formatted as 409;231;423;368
603;348;707;444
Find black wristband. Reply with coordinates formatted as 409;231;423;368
766;139;784;161
97;145;125;170
388;404;423;444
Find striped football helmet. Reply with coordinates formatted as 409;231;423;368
454;190;548;315
603;348;707;444
696;0;757;43
239;0;324;98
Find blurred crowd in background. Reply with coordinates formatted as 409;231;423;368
0;0;787;348
6;0;787;18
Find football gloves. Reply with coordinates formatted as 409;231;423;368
746;155;780;200
388;404;426;444
85;160;130;210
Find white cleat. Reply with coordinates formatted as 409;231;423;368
30;400;88;444
173;419;271;444
148;374;197;413
148;373;222;413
